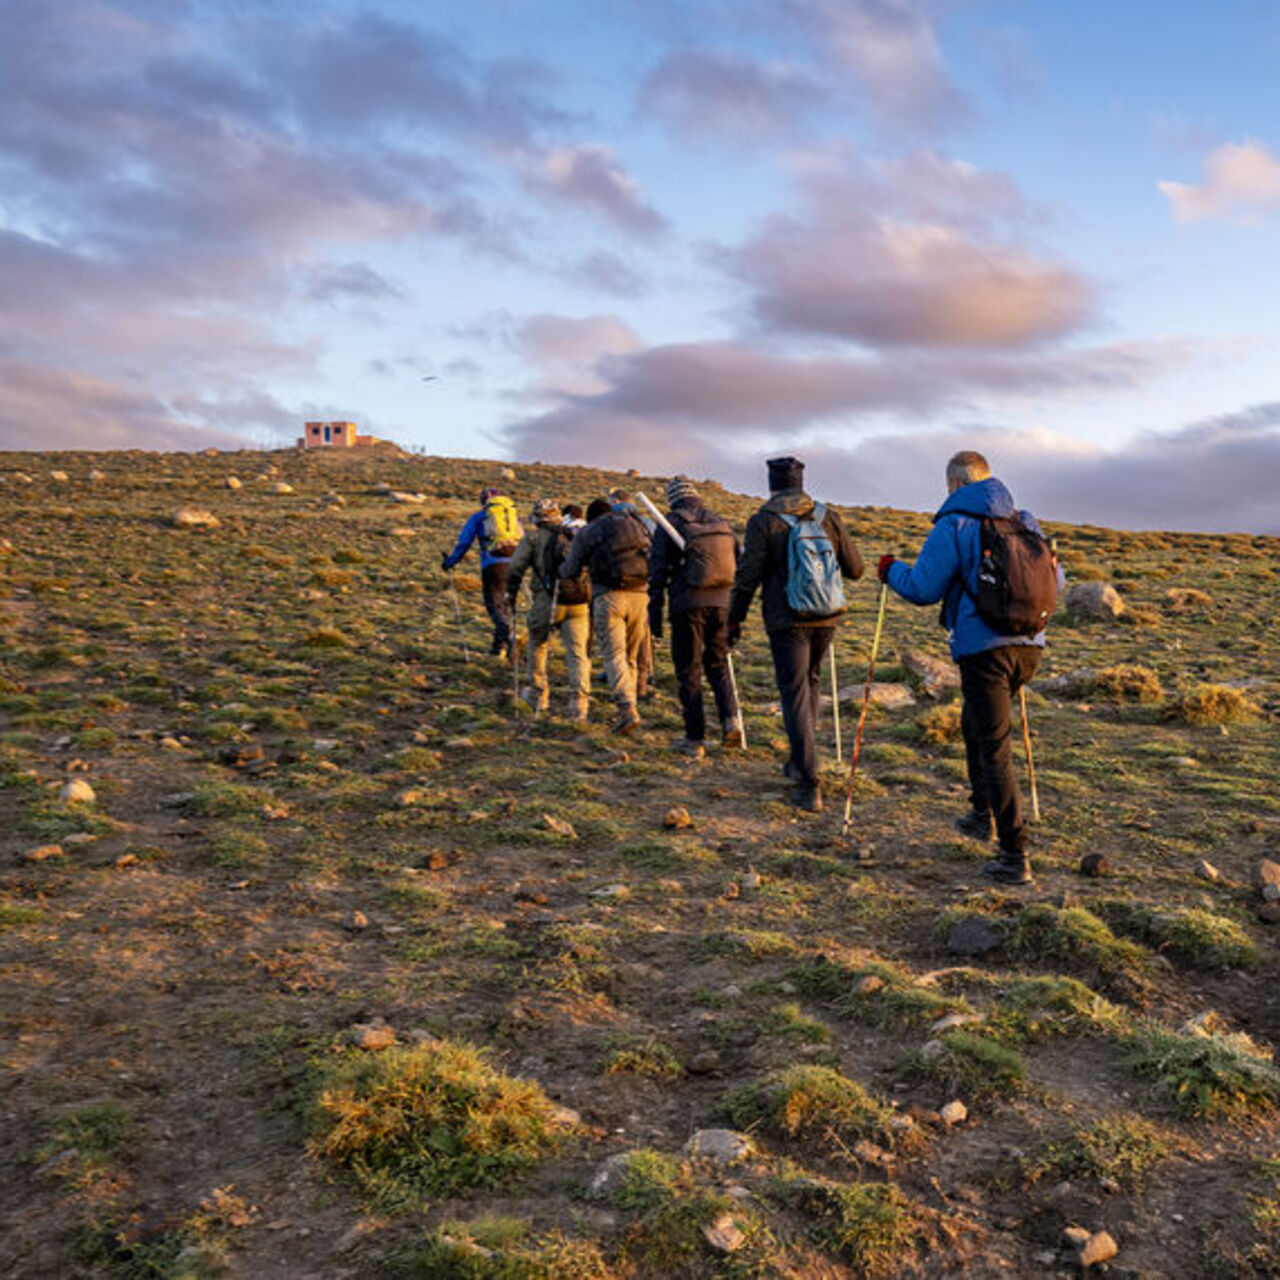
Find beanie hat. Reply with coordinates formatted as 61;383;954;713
531;498;561;527
479;486;499;504
767;456;804;493
666;475;699;505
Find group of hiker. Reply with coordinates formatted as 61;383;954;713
442;451;1062;887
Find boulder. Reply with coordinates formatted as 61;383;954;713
60;779;96;804
226;476;242;490
900;648;960;697
939;1099;968;1126
702;1214;746;1254
1065;582;1126;619
945;916;1005;956
684;1129;753;1165
171;507;220;529
664;806;694;830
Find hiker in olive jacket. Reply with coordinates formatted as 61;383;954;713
559;497;651;734
505;499;592;719
648;476;743;754
728;456;864;811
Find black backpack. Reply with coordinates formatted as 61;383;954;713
673;509;735;589
591;513;650;590
964;515;1059;636
549;526;590;605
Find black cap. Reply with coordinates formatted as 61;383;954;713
767;456;804;492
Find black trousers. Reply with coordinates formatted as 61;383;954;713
481;563;512;654
958;645;1041;856
768;625;836;791
670;606;738;740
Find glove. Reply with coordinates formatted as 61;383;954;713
727;620;742;649
440;553;451;571
877;554;896;583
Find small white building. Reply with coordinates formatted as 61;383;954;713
297;421;377;449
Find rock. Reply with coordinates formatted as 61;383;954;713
273;482;294;495
49;470;69;482
684;1129;753;1165
920;1039;948;1064
1062;1225;1092;1250
1262;883;1280;903
501;467;517;481
1066;581;1126;619
444;737;475;750
19;843;64;863
587;1152;634;1201
939;1100;968;1126
591;883;629;899
687;1050;721;1074
549;1104;580;1129
1254;859;1280;893
867;682;916;709
945;917;1005;956
852;1138;892;1166
1196;859;1220;882
60;779;96;804
855;974;886;994
171;507;220;528
900;649;961;697
89;469;105;482
159;736;185;751
226;476;242;490
542;813;578;839
1257;902;1280;925
388;491;426;504
664;806;694;830
350;1021;396;1050
1079;853;1108;877
397;789;424;808
702;1214;746;1254
1078;1230;1118;1266
62;833;96;845
343;911;370;931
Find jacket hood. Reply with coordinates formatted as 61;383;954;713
763;490;815;518
934;477;1016;523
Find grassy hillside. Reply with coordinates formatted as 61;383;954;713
1;446;1278;1277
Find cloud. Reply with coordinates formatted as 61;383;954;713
1159;139;1280;224
513;314;644;396
303;262;408;304
787;0;970;132
523;145;668;237
714;153;1093;348
567;250;648;298
638;49;825;142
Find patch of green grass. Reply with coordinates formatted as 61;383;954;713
1119;1026;1280;1120
781;1176;929;1277
766;1003;832;1045
1008;904;1153;999
1023;1113;1175;1189
699;929;801;961
1168;683;1260;726
984;975;1133;1044
720;1064;911;1156
599;1034;683;1079
0;900;45;928
902;1031;1027;1101
1094;901;1258;969
395;1217;610;1279
306;1038;572;1210
187;780;264;818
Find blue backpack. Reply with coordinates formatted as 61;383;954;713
778;503;846;619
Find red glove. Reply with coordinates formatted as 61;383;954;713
877;554;896;583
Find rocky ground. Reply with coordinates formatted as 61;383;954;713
1;446;1278;1277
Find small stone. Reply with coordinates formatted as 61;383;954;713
1065;581;1126;619
1078;853;1108;877
444;737;475;750
587;1152;633;1201
939;1100;968;1126
1255;859;1280;892
1263;883;1280;903
855;974;886;994
60;779;96;804
62;833;96;845
396;789;424;808
1078;1230;1118;1266
591;883;629;899
703;1214;746;1254
852;1139;892;1166
159;736;185;751
742;867;762;890
351;1022;396;1051
1257;902;1280;924
1098;1176;1120;1194
1196;859;1220;882
684;1129;753;1165
664;806;693;830
226;476;242;490
945;917;1005;955
542;813;578;839
344;911;370;931
20;843;64;863
171;506;220;528
919;1039;947;1063
687;1050;721;1074
549;1104;581;1128
722;984;742;998
1062;1225;1092;1249
273;482;294;495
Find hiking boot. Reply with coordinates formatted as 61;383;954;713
788;785;823;813
955;810;996;842
611;707;641;736
672;738;705;759
982;853;1033;885
721;719;744;750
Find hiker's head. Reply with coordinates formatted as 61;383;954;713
945;451;991;493
767;456;804;493
666;476;699;505
531;498;561;527
585;497;612;522
608;487;632;504
479;486;500;504
563;503;583;522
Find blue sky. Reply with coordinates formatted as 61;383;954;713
4;0;1280;531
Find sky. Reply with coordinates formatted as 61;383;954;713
4;0;1280;533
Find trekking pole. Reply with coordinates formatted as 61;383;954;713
535;579;559;721
725;651;747;750
830;644;843;763
841;583;889;839
510;597;522;711
1019;686;1041;821
447;568;471;663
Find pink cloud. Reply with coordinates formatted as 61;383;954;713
1159;139;1280;224
523;145;668;237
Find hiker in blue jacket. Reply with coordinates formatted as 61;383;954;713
878;450;1062;885
442;488;519;659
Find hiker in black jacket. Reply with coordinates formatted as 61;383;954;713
649;477;743;756
728;456;864;811
559;496;652;735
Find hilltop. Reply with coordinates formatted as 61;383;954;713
1;447;1278;1277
